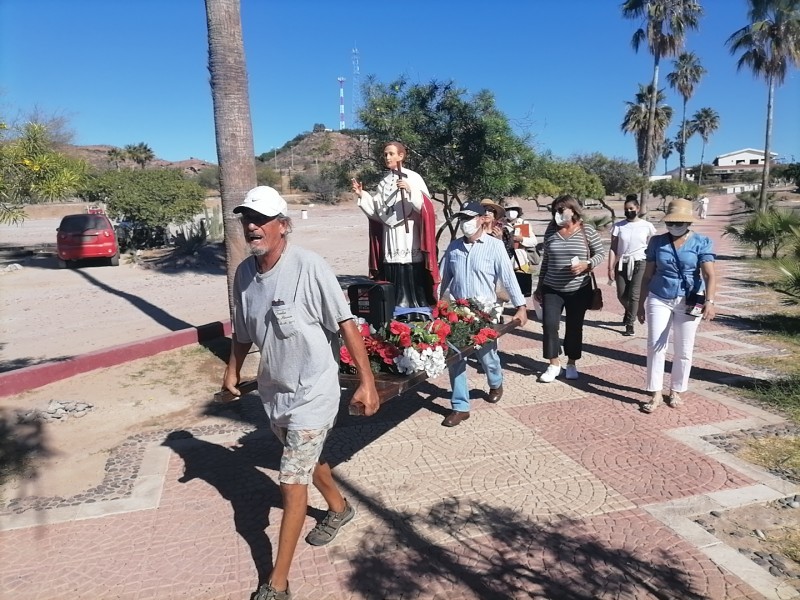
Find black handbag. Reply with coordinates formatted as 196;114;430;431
581;226;603;311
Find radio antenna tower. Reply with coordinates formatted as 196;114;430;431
337;76;346;130
351;46;360;127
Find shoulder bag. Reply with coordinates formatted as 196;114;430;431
581;225;603;311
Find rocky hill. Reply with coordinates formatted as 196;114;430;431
63;131;367;177
63;144;215;176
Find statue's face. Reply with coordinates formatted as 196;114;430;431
383;145;404;170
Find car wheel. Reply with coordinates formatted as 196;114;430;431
109;252;120;267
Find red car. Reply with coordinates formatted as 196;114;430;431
56;213;120;268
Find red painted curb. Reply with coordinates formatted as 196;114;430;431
0;320;232;399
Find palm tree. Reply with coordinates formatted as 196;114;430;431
106;148;126;171
727;0;800;213
661;138;674;174
621;84;673;175
205;0;257;319
124;142;155;169
622;0;703;215
689;107;720;186
666;51;706;181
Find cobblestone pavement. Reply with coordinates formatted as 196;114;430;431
3;195;800;600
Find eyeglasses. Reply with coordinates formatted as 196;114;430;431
239;211;277;226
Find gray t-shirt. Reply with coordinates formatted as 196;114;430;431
232;244;353;429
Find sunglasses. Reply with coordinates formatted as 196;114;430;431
239;211;277;226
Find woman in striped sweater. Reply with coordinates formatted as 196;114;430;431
533;195;606;382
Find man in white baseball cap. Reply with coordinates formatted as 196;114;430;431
233;185;288;218
223;186;379;600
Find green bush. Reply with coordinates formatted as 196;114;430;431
724;210;800;259
79;169;205;249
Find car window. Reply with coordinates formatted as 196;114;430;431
59;215;109;233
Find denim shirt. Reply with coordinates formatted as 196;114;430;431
645;232;715;300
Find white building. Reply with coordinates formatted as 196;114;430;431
712;148;778;175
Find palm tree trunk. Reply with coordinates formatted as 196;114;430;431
205;0;257;322
760;76;774;213
679;97;687;182
698;140;706;186
640;57;661;217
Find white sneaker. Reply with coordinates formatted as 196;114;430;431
539;364;562;383
565;364;579;380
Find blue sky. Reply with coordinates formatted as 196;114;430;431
2;0;798;169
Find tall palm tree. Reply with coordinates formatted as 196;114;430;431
124;142;155;169
689;107;720;186
622;0;703;215
205;0;257;319
727;0;800;212
621;84;674;175
666;51;706;181
661;138;674;174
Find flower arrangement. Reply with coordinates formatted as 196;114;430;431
340;298;500;378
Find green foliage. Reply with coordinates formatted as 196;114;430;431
0;122;88;208
736;190;777;212
723;210;800;258
524;159;604;202
776;257;800;303
193;165;220;190
649;178;688;201
772;162;800;187
357;77;535;202
292;163;349;204
124;142;155;169
571;152;646;196
621;84;673;173
255;163;280;187
79;169;205;248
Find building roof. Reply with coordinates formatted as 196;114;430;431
714;148;779;160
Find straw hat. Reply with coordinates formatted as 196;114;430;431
504;199;523;215
480;198;506;219
663;198;695;223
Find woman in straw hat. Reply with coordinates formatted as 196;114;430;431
636;198;717;413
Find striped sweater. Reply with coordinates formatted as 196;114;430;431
537;222;606;292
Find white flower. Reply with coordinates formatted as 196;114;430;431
394;345;447;378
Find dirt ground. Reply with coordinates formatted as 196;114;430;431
2;195;799;587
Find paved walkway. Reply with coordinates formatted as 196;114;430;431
2;195;799;600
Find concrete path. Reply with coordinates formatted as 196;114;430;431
2;195;799;600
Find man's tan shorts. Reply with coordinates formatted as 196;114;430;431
270;422;333;485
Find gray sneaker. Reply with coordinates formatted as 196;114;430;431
254;582;291;600
305;500;356;546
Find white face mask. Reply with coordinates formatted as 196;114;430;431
460;218;481;237
554;209;573;227
666;224;689;237
507;209;520;220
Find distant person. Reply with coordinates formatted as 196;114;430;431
698;195;709;219
480;198;514;258
504;198;540;266
637;198;717;413
222;186;380;600
352;141;439;308
438;201;528;427
534;195;605;382
607;194;656;336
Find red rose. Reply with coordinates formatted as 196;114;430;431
390;321;411;336
399;332;412;348
456;299;469;306
448;312;459;323
473;333;487;345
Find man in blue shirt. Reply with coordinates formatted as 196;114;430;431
438;202;528;427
